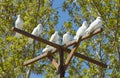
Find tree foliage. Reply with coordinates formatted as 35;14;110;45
0;0;120;78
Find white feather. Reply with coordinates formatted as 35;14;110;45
42;31;60;53
74;21;88;41
49;31;59;43
42;46;55;53
29;24;43;44
63;32;71;45
85;17;102;35
15;15;24;38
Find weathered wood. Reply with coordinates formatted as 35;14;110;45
64;28;103;48
24;47;107;68
64;28;104;69
12;27;62;49
65;42;80;69
48;56;58;69
13;27;103;50
58;49;64;78
63;40;77;48
64;28;107;68
13;26;107;78
23;28;107;68
23;49;58;66
66;50;107;68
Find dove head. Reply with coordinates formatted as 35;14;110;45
55;31;59;35
37;24;43;29
96;17;102;20
66;32;70;34
17;15;21;18
54;31;60;39
38;23;43;27
54;31;60;36
82;21;88;27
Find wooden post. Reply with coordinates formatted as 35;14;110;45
48;56;58;69
13;27;107;76
65;42;80;69
58;49;65;78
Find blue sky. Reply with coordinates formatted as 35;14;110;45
30;0;68;77
54;0;69;31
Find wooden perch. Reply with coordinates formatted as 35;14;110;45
66;50;107;68
64;28;107;68
58;49;65;77
48;56;58;69
64;28;105;69
12;27;62;49
12;27;103;50
23;28;107;68
24;47;107;68
13;24;107;78
23;49;58;66
64;28;103;48
65;43;80;69
13;27;107;68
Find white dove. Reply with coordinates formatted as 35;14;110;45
15;14;24;38
74;21;88;41
63;32;71;45
29;24;43;44
42;46;56;53
85;17;102;35
49;31;60;43
43;31;60;53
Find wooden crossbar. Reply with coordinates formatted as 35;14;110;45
64;28;103;48
23;49;58;66
12;27;62;49
24;48;107;68
66;50;107;68
64;28;104;69
65;43;80;69
12;27;103;50
64;28;107;68
13;27;107;68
